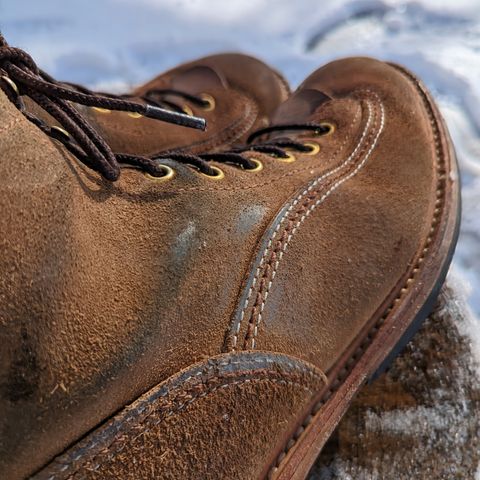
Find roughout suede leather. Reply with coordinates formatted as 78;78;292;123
0;57;454;479
36;352;327;480
228;59;440;371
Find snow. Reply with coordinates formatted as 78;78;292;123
311;280;480;478
446;268;480;366
0;1;479;352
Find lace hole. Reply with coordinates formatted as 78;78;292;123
51;125;71;141
244;158;263;173
182;105;194;116
303;142;320;155
0;75;19;95
200;165;224;180
144;164;175;182
127;112;143;119
199;93;215;111
92;107;111;114
315;122;335;136
276;152;296;163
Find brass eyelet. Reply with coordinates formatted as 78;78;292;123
315;122;335;136
144;164;175;182
199;93;215;111
276;151;296;163
92;107;111;114
244;158;263;173
200;165;224;180
127;112;143;119
1;75;19;95
182;105;194;116
303;142;320;155
51;125;71;140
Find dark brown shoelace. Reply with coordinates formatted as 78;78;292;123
62;80;214;116
0;34;331;181
179;124;333;175
0;34;206;181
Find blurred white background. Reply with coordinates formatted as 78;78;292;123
1;0;479;345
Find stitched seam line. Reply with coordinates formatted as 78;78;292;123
231;99;366;349
272;68;292;100
246;96;384;349
269;76;448;477
40;357;327;479
45;375;321;480
230;91;376;350
94;379;314;470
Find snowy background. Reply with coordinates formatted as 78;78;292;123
1;0;479;476
1;0;479;346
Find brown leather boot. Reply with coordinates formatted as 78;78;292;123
0;36;459;480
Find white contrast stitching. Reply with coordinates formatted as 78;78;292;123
230;92;380;351
249;97;385;348
39;355;328;480
43;374;323;480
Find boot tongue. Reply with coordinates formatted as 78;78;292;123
271;88;331;124
170;65;228;94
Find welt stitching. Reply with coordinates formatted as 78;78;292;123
269;76;448;477
247;96;384;349
230;92;375;350
47;376;319;480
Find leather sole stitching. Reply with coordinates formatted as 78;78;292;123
268;70;449;479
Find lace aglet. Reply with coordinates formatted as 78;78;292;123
144;105;206;131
